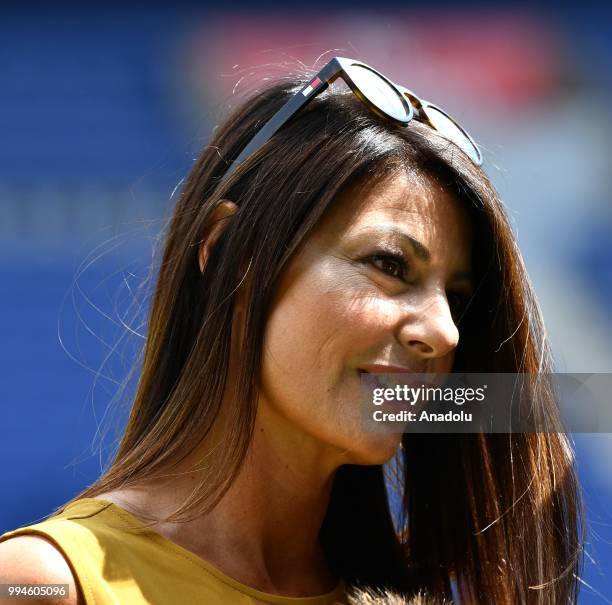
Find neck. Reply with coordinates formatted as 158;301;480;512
118;400;344;597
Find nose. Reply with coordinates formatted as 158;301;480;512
396;291;460;360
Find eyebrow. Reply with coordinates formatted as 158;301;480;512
359;225;474;283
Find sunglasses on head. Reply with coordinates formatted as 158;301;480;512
224;56;483;179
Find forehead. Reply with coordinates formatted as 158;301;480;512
317;169;474;258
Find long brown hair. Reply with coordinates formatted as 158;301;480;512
55;73;584;604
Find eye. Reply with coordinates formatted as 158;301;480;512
369;254;409;280
447;291;471;321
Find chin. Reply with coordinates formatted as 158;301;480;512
343;433;403;466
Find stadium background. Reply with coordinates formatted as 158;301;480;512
1;3;611;602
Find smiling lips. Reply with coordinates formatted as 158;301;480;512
359;364;424;374
358;365;440;392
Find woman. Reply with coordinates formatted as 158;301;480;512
0;57;583;604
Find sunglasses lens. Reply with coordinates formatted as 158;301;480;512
423;105;482;165
346;64;411;124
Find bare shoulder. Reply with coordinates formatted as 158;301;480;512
0;535;84;605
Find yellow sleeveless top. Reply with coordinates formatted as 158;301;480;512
0;498;347;605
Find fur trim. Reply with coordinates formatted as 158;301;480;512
346;586;453;605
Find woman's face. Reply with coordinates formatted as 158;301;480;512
258;168;474;466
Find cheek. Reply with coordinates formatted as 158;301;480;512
259;264;401;458
261;274;355;401
262;270;396;390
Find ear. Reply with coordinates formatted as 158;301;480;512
198;200;239;273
